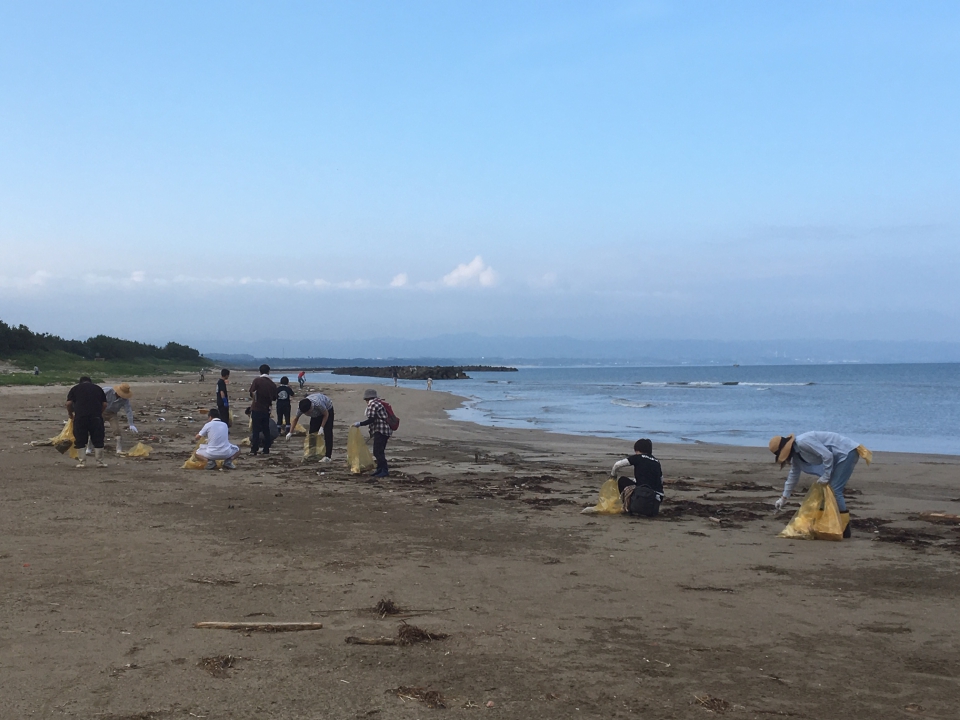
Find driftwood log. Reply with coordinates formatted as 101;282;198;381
194;621;323;632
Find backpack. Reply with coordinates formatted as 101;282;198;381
380;400;400;431
627;485;663;518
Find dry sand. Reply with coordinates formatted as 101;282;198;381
2;373;960;719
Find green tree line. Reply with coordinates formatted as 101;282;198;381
0;321;201;362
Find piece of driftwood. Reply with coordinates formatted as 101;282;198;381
194;621;323;631
346;621;448;646
346;636;399;646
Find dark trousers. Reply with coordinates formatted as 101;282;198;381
74;414;105;449
308;407;334;458
250;410;273;454
276;402;291;429
373;432;389;474
217;401;232;427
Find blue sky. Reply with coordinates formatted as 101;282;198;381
1;1;958;350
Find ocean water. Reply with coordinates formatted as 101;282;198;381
307;363;960;455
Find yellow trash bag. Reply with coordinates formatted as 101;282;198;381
347;426;375;474
581;478;623;515
778;484;843;541
303;433;326;460
292;419;310;435
125;442;153;458
182;440;224;470
52;420;79;460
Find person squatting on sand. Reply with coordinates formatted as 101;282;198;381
67;376;108;468
195;408;239;470
287;391;334;462
770;431;872;539
355;388;392;478
248;364;278;455
216;368;231;427
611;438;664;517
86;382;138;455
275;376;296;434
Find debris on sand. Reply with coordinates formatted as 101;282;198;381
397;620;449;645
391;685;446;709
193;621;323;632
694;694;730;713
346;621;449;646
376;597;402;618
187;576;240;586
198;654;235;678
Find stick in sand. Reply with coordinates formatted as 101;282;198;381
194;621;323;631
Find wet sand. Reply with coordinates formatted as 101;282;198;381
2;374;960;719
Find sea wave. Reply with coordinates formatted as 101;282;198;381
611;398;652;408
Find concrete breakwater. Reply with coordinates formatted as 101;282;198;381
331;365;517;380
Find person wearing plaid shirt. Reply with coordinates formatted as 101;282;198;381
353;388;393;477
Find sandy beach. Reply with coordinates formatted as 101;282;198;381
2;374;960;719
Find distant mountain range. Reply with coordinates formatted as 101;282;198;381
202;334;960;367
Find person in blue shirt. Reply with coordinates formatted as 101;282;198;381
770;432;872;539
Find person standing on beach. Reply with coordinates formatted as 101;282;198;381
297;371;306;389
90;382;138;455
611;438;664;517
287;392;334;462
275;376;295;434
770;432;872;538
248;364;278;455
67;376;108;468
392;367;399;387
216;369;232;427
354;389;392;477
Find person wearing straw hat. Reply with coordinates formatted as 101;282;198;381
86;382;138;455
770;432;872;538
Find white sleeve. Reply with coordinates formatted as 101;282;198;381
611;458;630;476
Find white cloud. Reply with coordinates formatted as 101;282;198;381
390;273;409;288
442;256;497;288
130;271;145;283
529;272;557;289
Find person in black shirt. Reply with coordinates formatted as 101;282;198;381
216;369;231;427
611;438;664;517
275;376;295;433
66;376;108;468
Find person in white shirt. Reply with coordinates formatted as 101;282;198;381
195;409;240;470
770;431;872;539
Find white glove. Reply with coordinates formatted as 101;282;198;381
129;425;138;434
285;432;292;440
817;476;830;485
353;422;361;428
775;496;787;511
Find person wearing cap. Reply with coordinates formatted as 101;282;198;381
353;389;392;477
287;392;334;462
770;432;873;538
87;382;138;455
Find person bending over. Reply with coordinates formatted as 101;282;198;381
288;392;334;462
770;432;871;539
611;438;664;517
67;376;108;469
